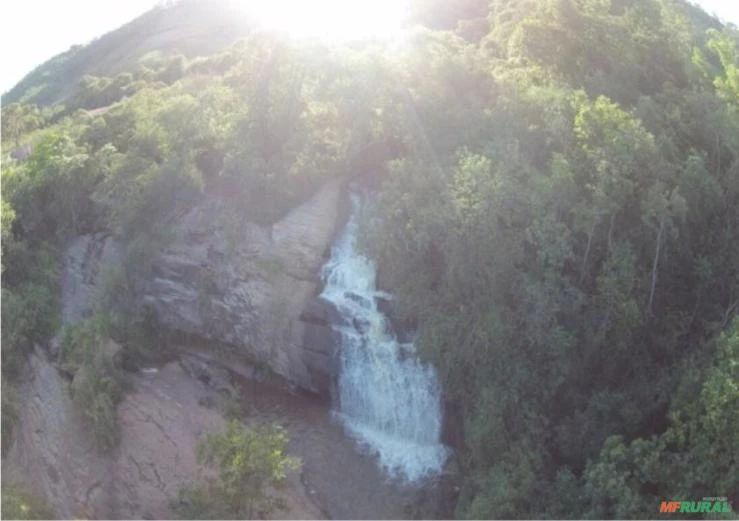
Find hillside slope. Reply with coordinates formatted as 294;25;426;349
1;0;738;519
2;0;254;106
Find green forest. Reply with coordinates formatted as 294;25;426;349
1;0;738;518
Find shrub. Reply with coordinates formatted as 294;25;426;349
59;315;109;375
61;316;125;451
173;420;300;519
71;350;124;451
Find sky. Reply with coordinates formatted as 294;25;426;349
1;0;160;94
1;0;738;96
696;0;739;25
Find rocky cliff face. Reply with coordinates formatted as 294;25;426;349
142;178;346;395
4;178;346;518
53;179;346;395
4;348;115;519
5;351;323;519
61;232;122;325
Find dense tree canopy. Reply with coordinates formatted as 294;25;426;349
1;0;737;517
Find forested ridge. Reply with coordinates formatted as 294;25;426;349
1;0;738;518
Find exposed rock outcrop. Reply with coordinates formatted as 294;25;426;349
300;323;339;397
142;179;346;396
4;348;115;519
10;142;33;161
376;295;417;343
112;363;226;519
300;297;343;326
61;232;122;324
178;353;234;395
298;297;342;397
58;180;347;396
6;354;323;519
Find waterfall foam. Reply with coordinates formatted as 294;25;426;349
320;193;449;482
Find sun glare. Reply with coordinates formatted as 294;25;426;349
238;0;410;42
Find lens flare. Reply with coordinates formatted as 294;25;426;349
238;0;409;42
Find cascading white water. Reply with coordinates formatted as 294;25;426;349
320;193;449;482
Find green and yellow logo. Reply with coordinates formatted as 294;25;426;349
659;498;732;514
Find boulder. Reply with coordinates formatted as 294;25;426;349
10;142;33;161
301;323;340;398
178;354;233;395
376;297;417;343
300;297;342;327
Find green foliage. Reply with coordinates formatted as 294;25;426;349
0;247;60;378
583;319;739;518
2;1;738;518
71;353;124;451
1;186;60;453
705;29;739;111
0;483;54;520
62;317;125;450
220;394;249;421
59;314;109;374
1;0;253;106
174;484;223;520
0;103;47;147
174;420;300;519
360;2;739;518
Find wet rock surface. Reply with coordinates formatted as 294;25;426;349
299;297;341;397
300;297;343;327
233;376;448;520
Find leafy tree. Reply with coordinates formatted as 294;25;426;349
1;1;738;518
641;182;687;315
705;29;739;111
174;420;300;519
1;103;44;147
584;319;739;518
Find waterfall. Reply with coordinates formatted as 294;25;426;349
320;193;449;482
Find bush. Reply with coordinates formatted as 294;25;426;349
59;315;109;375
61;316;125;451
71;351;124;451
1;280;59;378
173;420;300;519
